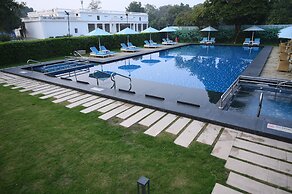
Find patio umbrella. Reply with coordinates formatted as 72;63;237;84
278;26;292;39
118;60;141;76
86;28;112;50
116;27;138;44
141;54;161;65
243;25;265;42
141;27;159;41
200;26;218;41
159;26;176;39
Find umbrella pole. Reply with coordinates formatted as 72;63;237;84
150;33;151;41
127;35;129;44
208;32;210;41
252;32;254;42
98;37;101;50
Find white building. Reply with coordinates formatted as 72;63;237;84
22;8;148;39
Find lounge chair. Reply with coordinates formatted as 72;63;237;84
162;38;176;45
99;45;116;56
200;37;208;44
127;42;141;49
243;38;251;46
252;38;261;46
144;40;159;48
120;43;139;52
90;46;109;57
206;37;215;44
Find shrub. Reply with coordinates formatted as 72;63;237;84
0;34;11;42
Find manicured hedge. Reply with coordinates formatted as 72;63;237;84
0;33;163;66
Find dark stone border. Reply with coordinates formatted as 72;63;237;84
2;44;292;143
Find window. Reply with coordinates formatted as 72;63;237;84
105;24;110;32
74;28;78;33
88;24;95;32
96;24;102;29
76;13;79;17
139;17;141;21
97;15;100;20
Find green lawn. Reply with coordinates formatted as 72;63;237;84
0;85;227;193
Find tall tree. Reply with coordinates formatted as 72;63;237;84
88;0;101;10
204;0;272;42
267;0;292;24
145;4;158;27
126;1;145;12
0;0;25;32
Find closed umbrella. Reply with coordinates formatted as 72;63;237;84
86;28;112;50
141;27;159;41
200;26;218;41
278;26;292;39
159;26;176;39
116;27;138;44
243;25;265;42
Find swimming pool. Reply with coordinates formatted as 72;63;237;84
91;45;261;93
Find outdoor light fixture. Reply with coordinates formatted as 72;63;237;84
64;11;70;36
137;176;150;194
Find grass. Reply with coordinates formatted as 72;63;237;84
0;85;227;193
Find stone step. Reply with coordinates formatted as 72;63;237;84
116;106;143;119
226;157;292;191
196;124;222;145
52;93;83;103
227;172;290;194
211;128;238;160
80;99;114;114
67;94;92;103
230;147;292;175
29;86;60;96
66;96;98;109
174;120;205;148
144;114;177;137
138;111;167;127
40;89;72;99
165;117;191;135
98;104;133;120
98;101;124;113
120;108;154;128
53;90;78;99
82;97;106;107
211;183;243;194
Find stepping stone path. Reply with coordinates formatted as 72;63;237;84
1;71;292;193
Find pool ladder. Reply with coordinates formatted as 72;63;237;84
256;92;264;117
27;59;43;71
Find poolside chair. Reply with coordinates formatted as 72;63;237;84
99;45;116;56
149;39;161;47
243;38;251;46
206;37;216;44
144;40;159;48
162;38;176;45
200;37;208;44
127;42;141;49
252;38;261;46
120;43;139;52
89;46;109;58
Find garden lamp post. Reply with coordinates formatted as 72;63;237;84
64;11;70;36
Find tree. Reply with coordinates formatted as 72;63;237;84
145;4;158;27
126;1;145;12
204;0;272;42
0;0;25;32
88;0;101;10
267;0;292;24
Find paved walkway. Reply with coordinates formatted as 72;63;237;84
1;71;291;193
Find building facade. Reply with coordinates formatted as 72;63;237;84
22;9;148;39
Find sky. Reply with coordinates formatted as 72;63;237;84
16;0;205;11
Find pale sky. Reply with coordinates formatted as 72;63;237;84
16;0;204;11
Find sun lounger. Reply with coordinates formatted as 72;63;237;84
252;38;261;46
127;42;141;49
120;43;139;52
162;38;177;45
243;38;251;46
90;47;109;57
99;45;116;56
144;40;159;48
206;37;215;44
200;37;208;44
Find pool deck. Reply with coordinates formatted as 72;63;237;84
2;44;292;143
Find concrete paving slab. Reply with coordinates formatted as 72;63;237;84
165;117;191;135
138;111;167;127
31;85;54;92
67;94;92;103
197;124;222;145
19;84;47;92
120;108;154;128
144;114;177;137
234;138;291;162
53;93;82;103
82;98;105;107
211;128;238;160
239;133;292;152
66;96;98;109
98;104;133;120
174;120;205;148
226;157;291;190
40;89;72;99
29;86;60;96
98;101;124;113
42;87;64;95
116;106;143;119
53;90;78;99
80;99;114;114
230;147;292;175
211;183;243;194
227;172;290;194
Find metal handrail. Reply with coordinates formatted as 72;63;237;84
27;59;41;64
256;92;264;117
218;77;240;109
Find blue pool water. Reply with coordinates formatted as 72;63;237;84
99;45;261;93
